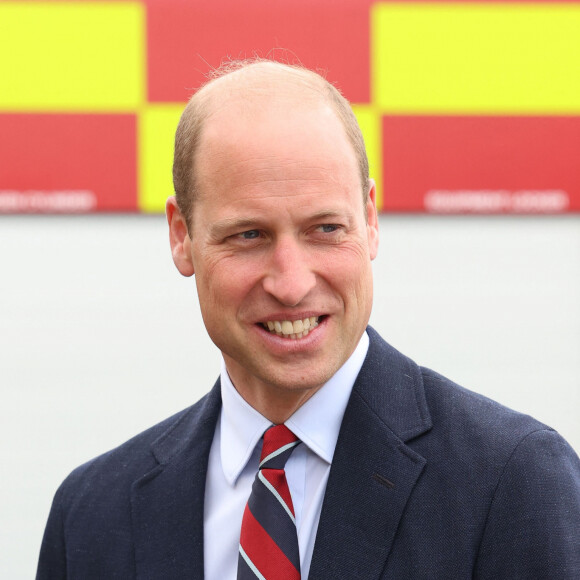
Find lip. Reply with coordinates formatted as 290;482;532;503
252;315;328;354
256;312;324;324
259;313;324;339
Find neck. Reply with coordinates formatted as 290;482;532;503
241;386;322;424
224;365;324;424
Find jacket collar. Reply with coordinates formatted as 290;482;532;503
354;326;432;442
130;380;222;578
309;326;432;579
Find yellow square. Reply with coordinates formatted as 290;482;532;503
372;3;580;113
139;105;383;213
0;2;145;111
139;105;184;213
352;105;383;211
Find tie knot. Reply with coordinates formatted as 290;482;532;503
259;424;300;469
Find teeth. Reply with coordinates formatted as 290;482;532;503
263;317;320;338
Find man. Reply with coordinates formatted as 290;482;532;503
37;60;580;579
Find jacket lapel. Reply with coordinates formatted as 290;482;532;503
309;328;432;579
130;381;221;579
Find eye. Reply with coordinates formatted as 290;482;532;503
317;224;340;233
238;229;260;240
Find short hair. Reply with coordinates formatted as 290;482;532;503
172;58;370;229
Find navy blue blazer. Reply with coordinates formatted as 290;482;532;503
37;328;580;578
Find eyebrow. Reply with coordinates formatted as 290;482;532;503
209;217;261;237
309;209;351;221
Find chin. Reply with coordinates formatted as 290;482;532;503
260;363;339;394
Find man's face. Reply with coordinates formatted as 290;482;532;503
174;97;379;404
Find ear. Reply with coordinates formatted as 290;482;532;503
166;196;195;277
366;179;379;260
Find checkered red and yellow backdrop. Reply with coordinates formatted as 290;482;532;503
1;0;579;214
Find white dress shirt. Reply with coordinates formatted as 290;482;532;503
203;331;369;579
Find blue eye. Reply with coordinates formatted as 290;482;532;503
319;224;338;233
240;230;260;239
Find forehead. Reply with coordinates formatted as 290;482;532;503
195;94;360;199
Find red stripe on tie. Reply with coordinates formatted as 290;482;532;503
240;504;300;580
260;426;297;461
261;469;295;517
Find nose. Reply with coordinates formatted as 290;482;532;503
262;237;316;307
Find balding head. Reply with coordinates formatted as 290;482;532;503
172;59;370;229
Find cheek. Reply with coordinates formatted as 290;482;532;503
194;252;262;306
324;245;373;302
323;240;371;278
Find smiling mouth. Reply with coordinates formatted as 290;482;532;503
261;316;321;339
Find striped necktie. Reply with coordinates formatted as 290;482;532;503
238;424;301;579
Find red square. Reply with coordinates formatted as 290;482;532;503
382;116;580;213
145;0;371;104
0;114;137;213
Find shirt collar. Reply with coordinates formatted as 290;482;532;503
219;331;370;485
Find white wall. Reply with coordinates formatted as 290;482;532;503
2;214;579;578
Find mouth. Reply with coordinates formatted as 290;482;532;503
260;316;322;339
